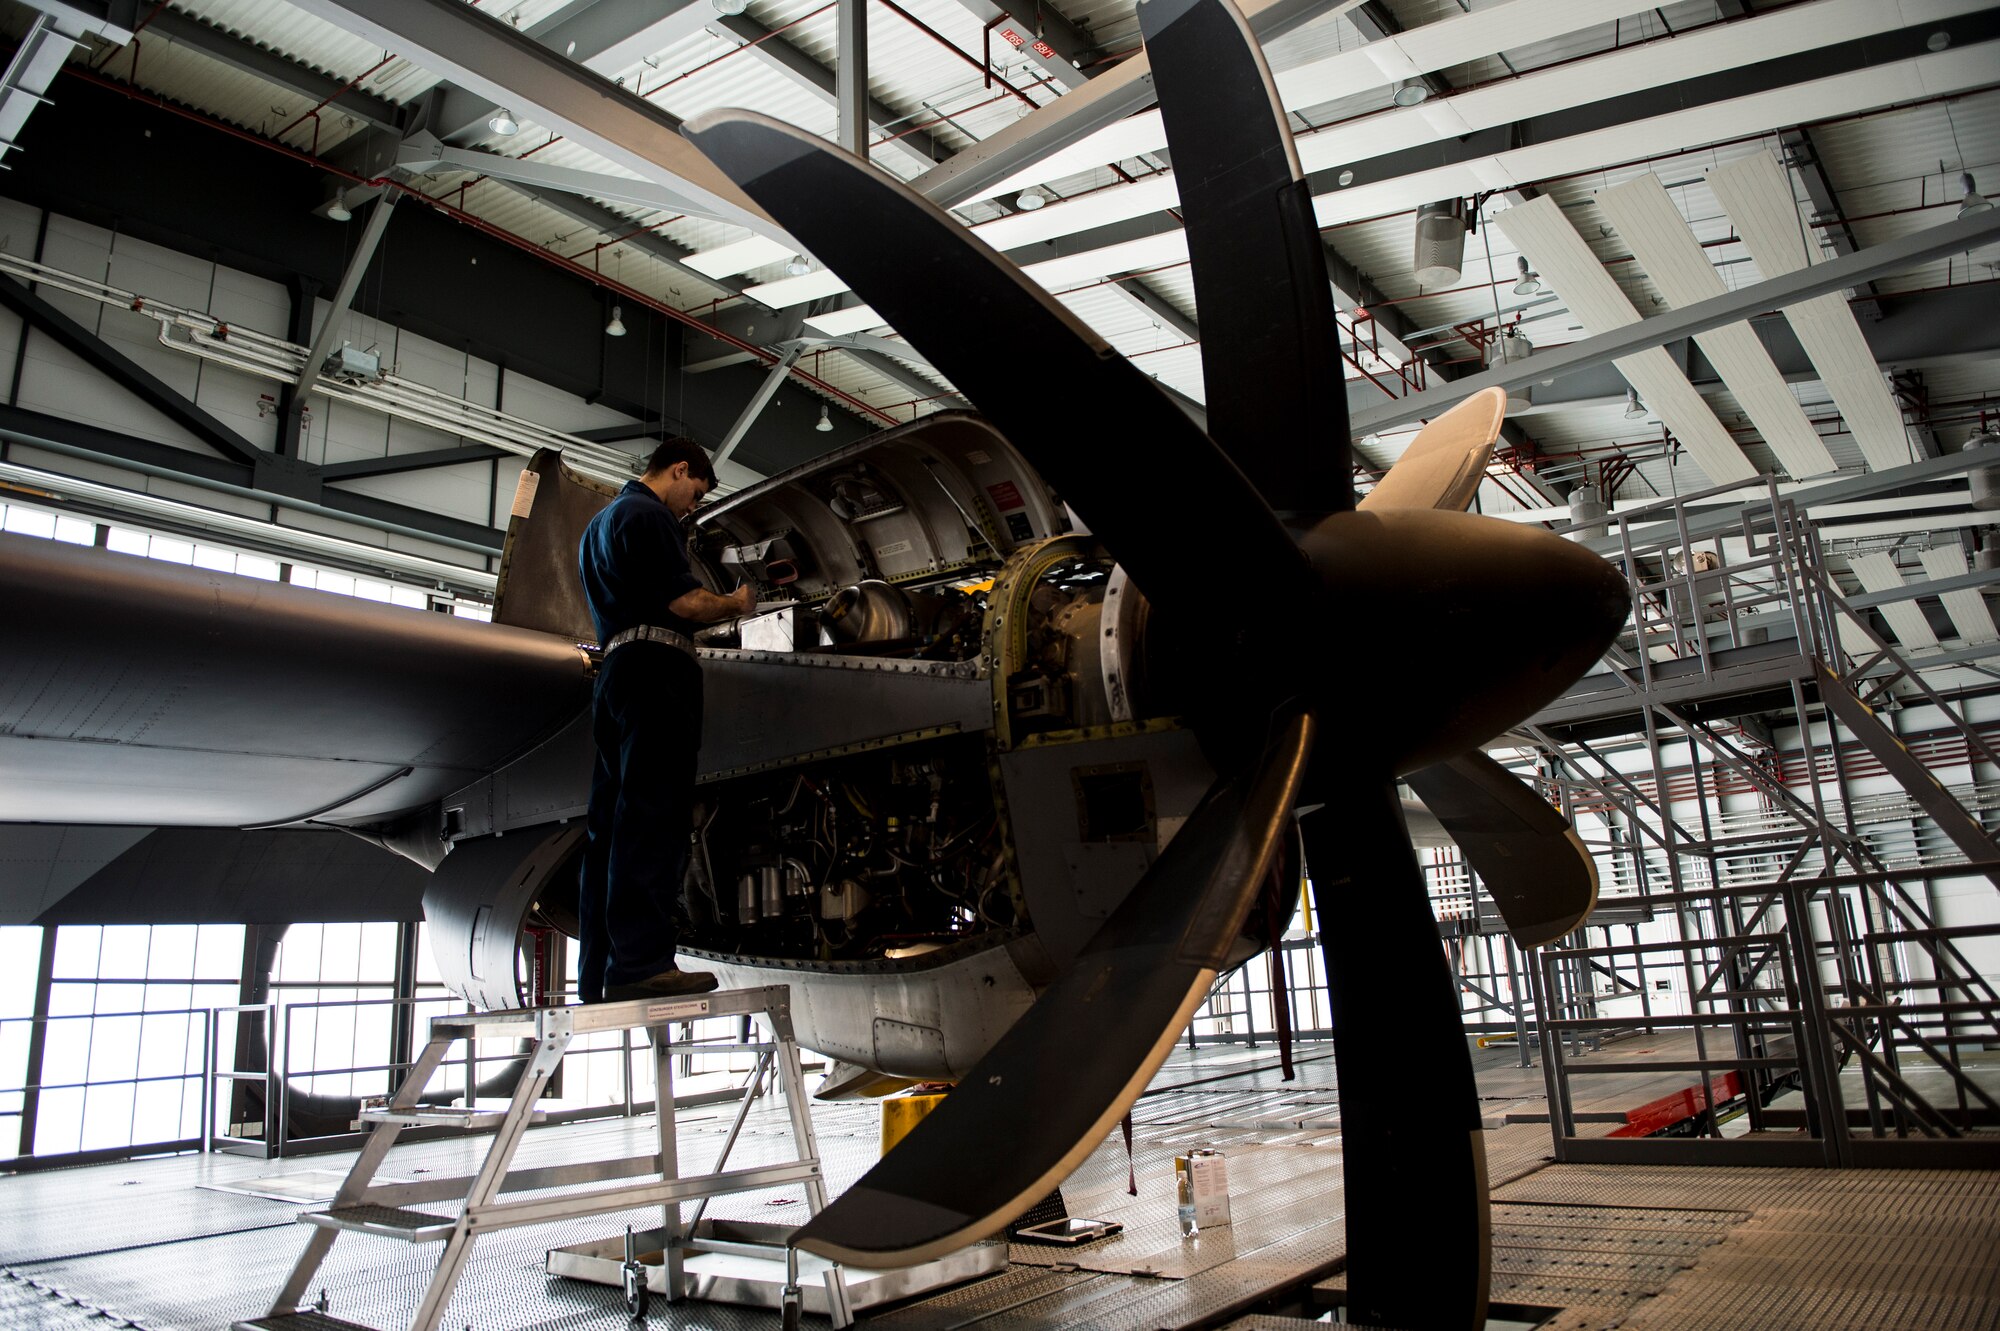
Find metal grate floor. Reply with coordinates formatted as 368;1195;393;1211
5;1043;1996;1329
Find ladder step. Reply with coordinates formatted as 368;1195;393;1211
302;1205;457;1242
234;1314;386;1331
356;1107;548;1129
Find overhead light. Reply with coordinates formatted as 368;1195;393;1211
1496;329;1533;411
605;305;626;337
1391;78;1429;108
324;198;352;223
1959;172;1992;219
1623;387;1647;420
815;403;834;432
1412;199;1466;287
1513;256;1541;295
713;0;748;15
785;254;810;277
488;108;519;136
1016;186;1046;211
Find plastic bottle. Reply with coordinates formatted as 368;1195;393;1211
1176;1159;1199;1237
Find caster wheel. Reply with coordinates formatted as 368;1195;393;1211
781;1289;802;1331
624;1279;649;1319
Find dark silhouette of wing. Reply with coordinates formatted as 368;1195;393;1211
0;532;590;828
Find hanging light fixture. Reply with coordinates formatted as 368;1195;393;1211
1623;387;1647;420
815;403;834;432
1494;328;1534;412
1959;172;1992;219
1412;199;1466;287
324;197;352;223
713;0;748;14
1391;78;1428;108
1016;186;1046;211
785;254;810;277
488;108;520;136
604;305;627;337
1512;256;1541;295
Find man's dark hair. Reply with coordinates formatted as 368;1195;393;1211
644;437;717;486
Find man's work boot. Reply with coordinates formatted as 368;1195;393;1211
606;967;720;1002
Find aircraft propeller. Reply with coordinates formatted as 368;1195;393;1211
684;0;1629;1322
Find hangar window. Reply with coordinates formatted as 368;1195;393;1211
9;924;243;1159
0;502;90;544
269;922;404;1105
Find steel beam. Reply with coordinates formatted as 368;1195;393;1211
405;141;732;223
711;14;951;171
836;0;869;160
293;195;397;399
1107;278;1200;343
1780;126;1872;305
319;445;508;480
0;402;507;555
946;0;1095;91
420;0;716;143
287;0;789;244
909;0;1360;210
714;344;805;466
146;8;401;132
0;274;263;467
1351;208;2000;437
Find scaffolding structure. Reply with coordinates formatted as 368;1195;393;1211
1188;466;2000;1168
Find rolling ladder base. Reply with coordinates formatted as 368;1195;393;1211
237;986;843;1331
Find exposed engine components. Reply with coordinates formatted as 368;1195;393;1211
823;578;913;644
687;740;1009;961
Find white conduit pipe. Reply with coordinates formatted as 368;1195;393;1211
0;254;752;490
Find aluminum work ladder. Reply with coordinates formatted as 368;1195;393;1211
235;985;849;1331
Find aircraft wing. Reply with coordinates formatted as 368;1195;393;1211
0;532;592;829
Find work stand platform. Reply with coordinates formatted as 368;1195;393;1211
235;986;851;1331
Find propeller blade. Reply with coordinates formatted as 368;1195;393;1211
1139;0;1350;519
1357;387;1507;515
1406;751;1598;949
791;708;1316;1267
1303;786;1490;1330
682;111;1319;616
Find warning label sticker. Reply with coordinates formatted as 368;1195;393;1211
509;470;540;520
987;480;1026;512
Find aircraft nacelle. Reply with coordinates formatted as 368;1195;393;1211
421;414;1251;1078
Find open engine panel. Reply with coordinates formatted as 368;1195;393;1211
685;736;1015;962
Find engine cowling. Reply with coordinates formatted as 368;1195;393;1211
422;824;583;1009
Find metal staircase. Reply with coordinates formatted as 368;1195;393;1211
1427;477;2000;1166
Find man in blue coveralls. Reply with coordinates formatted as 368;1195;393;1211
578;439;754;1003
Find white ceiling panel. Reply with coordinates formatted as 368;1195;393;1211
1850;552;1940;651
1495;196;1757;486
1918;545;1997;645
1595;173;1837;480
1706;151;1916;473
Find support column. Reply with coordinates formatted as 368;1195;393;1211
836;0;868;159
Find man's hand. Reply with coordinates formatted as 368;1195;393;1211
668;582;759;623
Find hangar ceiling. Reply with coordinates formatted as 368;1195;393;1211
0;0;1996;527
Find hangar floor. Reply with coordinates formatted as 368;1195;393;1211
1;1038;1995;1331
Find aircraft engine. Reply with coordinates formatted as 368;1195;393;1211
686;739;1010;960
421;824;584;1009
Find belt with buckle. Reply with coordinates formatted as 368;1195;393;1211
604;624;695;657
